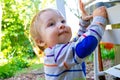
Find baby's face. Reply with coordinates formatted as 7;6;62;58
39;9;72;47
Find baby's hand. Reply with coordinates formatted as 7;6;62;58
79;0;93;21
93;6;107;18
82;15;93;21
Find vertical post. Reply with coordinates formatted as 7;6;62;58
98;44;106;80
56;0;66;19
111;25;120;65
114;45;120;65
0;5;2;52
94;46;99;80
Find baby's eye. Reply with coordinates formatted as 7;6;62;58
48;22;55;27
61;20;66;23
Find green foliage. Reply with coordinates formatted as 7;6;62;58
100;44;115;60
1;0;41;58
0;63;16;79
15;63;43;76
0;56;30;79
1;0;40;78
86;45;115;62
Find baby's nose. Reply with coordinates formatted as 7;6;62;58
59;24;65;29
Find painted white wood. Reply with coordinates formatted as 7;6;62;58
107;5;120;24
102;29;120;44
104;64;120;78
94;47;99;80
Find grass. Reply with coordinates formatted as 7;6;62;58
15;62;44;76
0;57;44;79
0;55;45;79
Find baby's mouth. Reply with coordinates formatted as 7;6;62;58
58;31;68;36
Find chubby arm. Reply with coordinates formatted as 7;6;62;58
73;19;90;42
75;6;107;58
75;16;107;58
73;0;92;42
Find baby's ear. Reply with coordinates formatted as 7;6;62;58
35;39;45;47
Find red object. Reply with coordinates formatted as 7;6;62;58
100;42;114;50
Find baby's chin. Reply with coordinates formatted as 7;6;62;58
58;35;71;43
58;39;71;44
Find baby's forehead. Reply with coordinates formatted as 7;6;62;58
40;9;64;17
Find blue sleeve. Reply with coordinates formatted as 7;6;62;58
82;62;86;76
75;36;98;58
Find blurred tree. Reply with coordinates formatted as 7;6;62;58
1;0;40;59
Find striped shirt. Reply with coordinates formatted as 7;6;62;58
44;16;107;80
